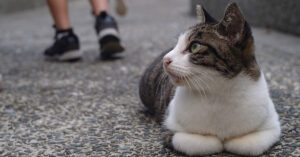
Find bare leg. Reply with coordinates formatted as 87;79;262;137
47;0;71;30
89;0;124;59
89;0;108;16
45;0;81;61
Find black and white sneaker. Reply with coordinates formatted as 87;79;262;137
95;12;124;59
44;28;82;61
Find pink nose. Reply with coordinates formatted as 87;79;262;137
163;57;172;67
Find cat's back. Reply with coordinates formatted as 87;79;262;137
139;48;175;121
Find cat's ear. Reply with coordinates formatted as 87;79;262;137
216;3;245;43
196;5;217;24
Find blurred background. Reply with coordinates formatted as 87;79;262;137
1;0;299;34
191;0;300;35
0;0;299;156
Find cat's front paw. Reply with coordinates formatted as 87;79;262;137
171;132;223;156
224;128;280;156
224;137;265;156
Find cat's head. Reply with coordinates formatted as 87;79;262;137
163;3;260;89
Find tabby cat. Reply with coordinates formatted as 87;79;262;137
139;3;280;156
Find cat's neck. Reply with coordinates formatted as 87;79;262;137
177;72;267;98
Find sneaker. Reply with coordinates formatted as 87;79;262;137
95;12;124;59
44;27;82;61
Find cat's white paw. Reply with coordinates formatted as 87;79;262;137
172;132;223;156
224;128;280;156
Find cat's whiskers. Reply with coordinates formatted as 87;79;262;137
167;65;213;98
167;66;191;82
189;69;214;93
196;74;211;91
171;65;212;92
183;76;192;90
190;76;207;98
168;66;190;76
199;77;210;98
188;76;203;97
167;65;210;97
187;66;215;83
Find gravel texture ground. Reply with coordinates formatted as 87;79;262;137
0;0;299;156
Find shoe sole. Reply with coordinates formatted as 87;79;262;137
101;41;125;59
45;50;83;62
59;50;83;61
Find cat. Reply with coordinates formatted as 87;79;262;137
139;3;280;156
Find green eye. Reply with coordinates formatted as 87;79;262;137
190;42;202;53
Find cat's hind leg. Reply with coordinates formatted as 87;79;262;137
170;132;223;156
224;127;280;156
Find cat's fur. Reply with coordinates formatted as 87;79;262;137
139;3;280;156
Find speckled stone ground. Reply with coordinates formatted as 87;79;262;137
0;0;299;156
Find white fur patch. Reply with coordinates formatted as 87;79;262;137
163;32;193;85
164;32;188;59
165;71;281;156
172;132;223;156
224;125;281;156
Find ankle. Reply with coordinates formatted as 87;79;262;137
53;24;72;31
56;28;73;33
98;11;108;18
54;27;76;40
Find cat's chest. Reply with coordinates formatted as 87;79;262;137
166;92;268;139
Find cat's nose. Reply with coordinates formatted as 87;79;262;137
163;57;172;67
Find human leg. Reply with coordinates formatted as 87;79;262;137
89;0;108;15
44;0;82;61
89;0;125;59
47;0;71;30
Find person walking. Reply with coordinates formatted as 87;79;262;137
45;0;125;61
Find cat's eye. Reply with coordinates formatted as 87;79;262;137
189;42;202;53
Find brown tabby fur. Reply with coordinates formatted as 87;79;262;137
139;49;175;122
